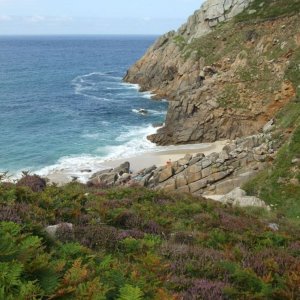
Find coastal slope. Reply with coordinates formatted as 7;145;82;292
124;0;300;145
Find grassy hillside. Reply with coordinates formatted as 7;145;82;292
239;0;300;220
235;0;300;23
244;112;300;220
0;180;300;299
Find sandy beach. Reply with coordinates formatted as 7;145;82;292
45;140;228;185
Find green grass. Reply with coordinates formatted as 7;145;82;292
285;48;300;101
217;84;248;109
173;35;186;50
235;0;300;23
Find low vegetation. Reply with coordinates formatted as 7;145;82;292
244;119;300;220
235;0;300;23
0;178;299;299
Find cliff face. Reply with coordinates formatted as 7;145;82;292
124;0;300;145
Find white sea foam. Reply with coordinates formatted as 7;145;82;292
141;91;155;99
32;124;161;183
23;73;167;183
120;82;140;90
35;155;106;183
71;72;122;102
81;132;102;140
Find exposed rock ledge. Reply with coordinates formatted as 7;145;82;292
88;131;276;208
124;0;297;145
133;132;275;196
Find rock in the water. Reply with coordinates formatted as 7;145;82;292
81;169;92;173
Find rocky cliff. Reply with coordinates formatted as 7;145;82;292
124;0;300;145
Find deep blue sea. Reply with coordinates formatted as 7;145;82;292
0;35;168;179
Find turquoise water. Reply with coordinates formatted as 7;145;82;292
0;35;168;178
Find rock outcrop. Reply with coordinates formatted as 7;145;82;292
218;187;270;209
45;223;73;239
88;162;131;187
178;0;252;41
124;0;298;145
132;132;276;197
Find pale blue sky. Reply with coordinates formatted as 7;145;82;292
0;0;204;35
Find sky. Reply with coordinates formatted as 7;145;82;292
0;0;204;35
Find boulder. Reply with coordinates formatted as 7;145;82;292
178;154;192;166
220;188;270;210
45;223;73;238
177;185;190;193
189;179;208;193
160;178;176;192
189;153;205;166
176;173;188;188
202;166;212;178
159;166;174;183
268;223;279;231
187;171;202;184
91;168;113;178
114;162;130;175
188;163;202;174
88;162;130;187
141;165;157;176
206;169;233;183
117;173;131;184
219;150;230;162
201;158;213;169
263;119;274;133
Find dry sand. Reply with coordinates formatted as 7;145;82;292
46;140;228;185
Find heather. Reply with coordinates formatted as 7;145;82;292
1;178;299;299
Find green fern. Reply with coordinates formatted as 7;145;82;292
0;262;23;292
18;281;42;300
34;268;59;295
75;277;108;300
0;222;21;258
118;284;144;300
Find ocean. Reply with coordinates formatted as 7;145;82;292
0;35;168;180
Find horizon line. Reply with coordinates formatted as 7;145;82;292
0;33;161;37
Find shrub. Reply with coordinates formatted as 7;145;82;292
56;223;75;243
172;232;196;245
74;225;119;250
16;174;46;192
113;211;142;229
181;279;228;300
143;220;164;235
0;205;22;223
